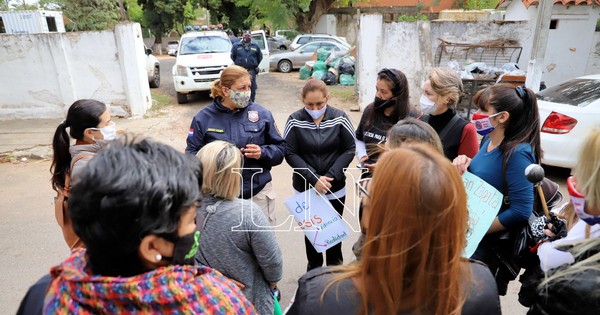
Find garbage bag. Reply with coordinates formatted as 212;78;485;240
339;74;355;86
316;48;332;62
299;66;312;80
323;71;337;85
311;70;326;80
313;61;327;72
338;61;355;75
340;56;355;66
325;50;338;65
328;58;342;69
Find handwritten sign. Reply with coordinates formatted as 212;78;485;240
462;171;503;258
284;189;350;253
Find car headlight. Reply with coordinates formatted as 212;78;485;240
176;65;188;77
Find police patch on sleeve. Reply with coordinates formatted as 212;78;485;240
248;110;259;122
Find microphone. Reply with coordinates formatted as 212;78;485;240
525;164;545;185
524;164;550;218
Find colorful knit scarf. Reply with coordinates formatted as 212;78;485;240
43;248;256;314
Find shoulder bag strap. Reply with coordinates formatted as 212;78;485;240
438;114;461;141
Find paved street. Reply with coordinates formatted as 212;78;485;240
0;57;571;313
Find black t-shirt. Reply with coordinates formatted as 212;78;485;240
355;104;402;163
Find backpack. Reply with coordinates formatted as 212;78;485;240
53;154;93;250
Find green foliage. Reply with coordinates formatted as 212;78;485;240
0;0;9;10
138;0;187;43
464;0;497;10
125;0;144;24
38;0;120;31
397;14;429;22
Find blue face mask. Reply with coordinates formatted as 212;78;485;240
305;105;327;120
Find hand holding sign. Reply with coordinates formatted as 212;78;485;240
462;171;503;257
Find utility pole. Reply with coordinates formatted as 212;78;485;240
525;0;554;92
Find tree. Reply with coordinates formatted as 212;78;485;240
38;0;120;31
138;0;187;44
204;0;250;35
0;0;10;10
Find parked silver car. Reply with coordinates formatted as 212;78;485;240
289;34;348;51
269;41;350;73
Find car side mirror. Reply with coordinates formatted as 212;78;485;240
145;48;153;55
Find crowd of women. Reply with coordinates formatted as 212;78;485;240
16;64;600;314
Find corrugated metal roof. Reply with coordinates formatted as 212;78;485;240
497;0;600;8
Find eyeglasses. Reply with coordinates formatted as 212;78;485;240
356;178;371;198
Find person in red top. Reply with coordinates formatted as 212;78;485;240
420;67;478;160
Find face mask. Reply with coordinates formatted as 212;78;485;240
305;105;327;120
567;176;600;225
471;112;502;136
373;96;394;110
228;88;251;108
164;230;201;266
92;122;117;141
419;95;436;114
243;37;251;43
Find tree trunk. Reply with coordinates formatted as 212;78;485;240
117;0;127;21
296;0;336;33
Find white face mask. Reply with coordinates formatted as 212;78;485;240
92;122;117;141
305;105;327;120
419;95;436;114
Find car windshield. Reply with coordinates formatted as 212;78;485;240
537;78;600;107
179;36;231;55
168;41;178;45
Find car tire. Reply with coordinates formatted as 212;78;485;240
278;60;293;73
279;45;287;50
176;92;188;104
149;66;160;88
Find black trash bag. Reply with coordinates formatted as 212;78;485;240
322;71;337;85
338;60;355;75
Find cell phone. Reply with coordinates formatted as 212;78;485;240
356;163;365;169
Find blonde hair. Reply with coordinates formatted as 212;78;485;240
428;67;463;108
196;141;242;200
574;128;600;214
326;145;468;315
387;117;444;154
210;65;251;99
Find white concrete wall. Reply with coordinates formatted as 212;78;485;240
585;31;600;75
315;14;338;35
0;22;152;120
504;3;600;85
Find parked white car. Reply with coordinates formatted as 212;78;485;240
537;74;600;169
172;30;233;104
289;34;348;51
167;40;179;56
145;45;160;88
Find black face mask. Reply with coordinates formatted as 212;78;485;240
163;230;200;266
373;96;394;110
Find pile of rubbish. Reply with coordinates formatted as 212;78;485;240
299;48;356;86
446;60;526;82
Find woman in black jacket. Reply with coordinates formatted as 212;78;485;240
283;78;356;271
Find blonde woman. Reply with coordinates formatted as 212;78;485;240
420;67;478;159
185;65;285;225
289;145;500;315
536;129;600;272
196;141;283;315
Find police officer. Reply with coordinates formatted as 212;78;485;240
227;30;240;45
185;65;285;225
231;30;263;102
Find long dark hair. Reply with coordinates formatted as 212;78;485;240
363;68;410;131
473;84;542;164
50;99;107;191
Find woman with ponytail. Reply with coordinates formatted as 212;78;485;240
453;84;542;295
50;99;116;249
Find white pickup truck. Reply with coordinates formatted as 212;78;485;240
172;30;269;104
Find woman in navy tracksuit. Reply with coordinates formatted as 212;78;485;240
186;65;285;225
283;78;356;271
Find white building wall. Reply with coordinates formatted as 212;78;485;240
315;14;338;35
0;22;152;120
585;31;600;75
504;3;600;86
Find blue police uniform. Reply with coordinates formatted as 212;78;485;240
185;98;285;199
231;41;263;102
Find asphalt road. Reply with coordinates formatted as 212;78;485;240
0;58;571;313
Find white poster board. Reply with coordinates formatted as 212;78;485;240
284;189;350;253
462;171;503;258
